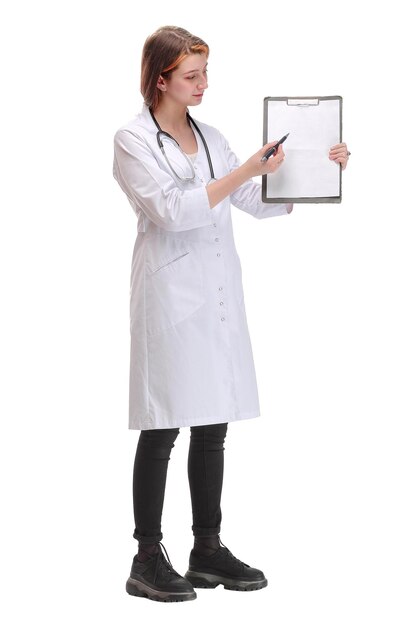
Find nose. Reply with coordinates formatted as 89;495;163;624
198;77;208;90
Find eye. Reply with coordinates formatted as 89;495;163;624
186;70;208;80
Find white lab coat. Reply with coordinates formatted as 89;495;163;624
113;103;292;430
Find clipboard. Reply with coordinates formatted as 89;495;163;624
262;95;343;203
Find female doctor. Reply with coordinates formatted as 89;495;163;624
113;25;350;603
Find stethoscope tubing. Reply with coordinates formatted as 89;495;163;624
149;107;216;183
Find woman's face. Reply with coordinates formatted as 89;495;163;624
158;53;208;108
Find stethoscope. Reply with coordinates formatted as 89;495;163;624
149;106;217;184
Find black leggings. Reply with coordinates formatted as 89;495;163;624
132;422;228;545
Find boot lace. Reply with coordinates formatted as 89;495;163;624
151;541;181;585
218;536;250;568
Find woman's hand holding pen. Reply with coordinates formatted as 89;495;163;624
205;140;285;209
244;140;286;178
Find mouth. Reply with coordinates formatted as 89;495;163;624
193;93;204;97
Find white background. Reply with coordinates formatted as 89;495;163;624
1;1;416;624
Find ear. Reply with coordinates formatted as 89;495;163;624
156;75;167;92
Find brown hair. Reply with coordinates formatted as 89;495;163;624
140;26;209;112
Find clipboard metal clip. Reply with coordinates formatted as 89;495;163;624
287;98;319;106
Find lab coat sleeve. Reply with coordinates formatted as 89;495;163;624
218;130;293;218
113;128;214;232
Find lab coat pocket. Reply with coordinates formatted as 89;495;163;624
145;240;205;337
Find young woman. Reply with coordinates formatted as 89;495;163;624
113;25;350;603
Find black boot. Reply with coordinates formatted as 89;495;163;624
126;542;197;602
184;536;268;591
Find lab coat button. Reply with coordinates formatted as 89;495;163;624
217;253;221;257
221;317;226;321
220;301;224;306
218;286;223;290
215;237;219;242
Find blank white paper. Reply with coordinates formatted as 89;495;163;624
266;98;341;199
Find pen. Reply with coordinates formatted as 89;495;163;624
261;133;290;162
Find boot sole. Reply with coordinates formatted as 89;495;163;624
126;577;197;602
184;570;268;591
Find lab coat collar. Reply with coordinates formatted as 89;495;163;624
140;102;154;130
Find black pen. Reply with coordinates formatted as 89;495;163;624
261;133;290;162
